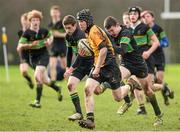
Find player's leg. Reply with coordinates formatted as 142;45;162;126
153;70;166;92
78;78;99;129
20;63;34;89
133;66;148;115
29;66;45;108
145;73;163;126
49;56;58;82
117;66;132;114
156;70;174;105
112;75;142;104
67;76;83;121
59;56;66;70
112;85;130;102
135;78;147;115
43;69;63;101
154;52;174;102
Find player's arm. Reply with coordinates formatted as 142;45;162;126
71;54;82;69
113;44;128;55
96;43;107;69
52;29;66;38
143;28;160;59
93;42;107;78
64;41;74;78
159;29;169;47
91;27;108;77
17;37;35;52
114;34;131;56
66;46;73;68
44;31;54;46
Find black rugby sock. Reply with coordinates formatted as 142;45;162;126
36;84;43;102
149;94;161;116
70;92;82;114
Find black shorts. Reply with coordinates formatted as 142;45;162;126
145;55;155;74
29;47;49;69
19;50;30;65
71;65;93;80
124;61;148;78
48;43;66;57
71;57;94;80
153;52;165;71
89;59;121;90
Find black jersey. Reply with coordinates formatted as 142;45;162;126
112;26;144;64
18;28;50;68
151;24;168;56
48;20;66;47
17;29;30;64
18;30;23;38
66;27;86;54
132;22;155;54
66;27;93;68
19;28;50;50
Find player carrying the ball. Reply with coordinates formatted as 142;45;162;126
76;9;141;129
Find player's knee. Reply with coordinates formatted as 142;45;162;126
21;70;28;76
145;90;154;97
85;86;93;97
35;73;43;84
67;83;75;92
114;96;121;102
156;78;163;84
50;58;57;67
94;90;100;95
94;87;102;95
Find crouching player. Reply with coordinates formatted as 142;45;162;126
17;10;63;108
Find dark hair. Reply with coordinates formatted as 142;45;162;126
104;16;118;29
63;15;77;26
142;10;154;18
76;9;93;26
128;6;142;19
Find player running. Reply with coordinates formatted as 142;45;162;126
141;10;174;105
17;10;63;108
128;6;163;126
48;5;67;83
76;9;141;129
17;13;34;89
63;15;94;121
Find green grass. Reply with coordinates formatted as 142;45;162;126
0;65;180;131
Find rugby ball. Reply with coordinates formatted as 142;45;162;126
78;39;93;56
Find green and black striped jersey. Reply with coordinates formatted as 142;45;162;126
18;28;51;50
